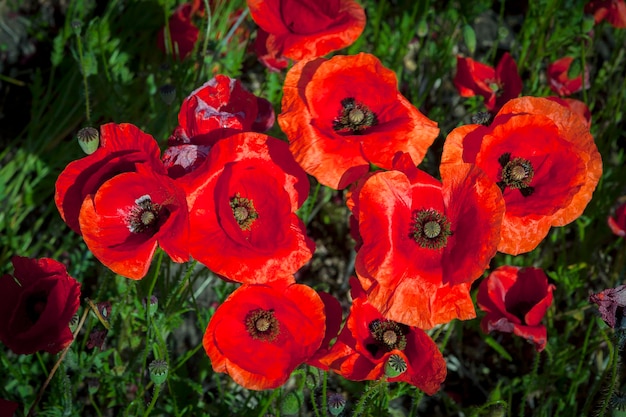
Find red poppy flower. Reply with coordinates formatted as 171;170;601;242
349;153;505;329
252;28;290;72
157;2;200;60
477;266;555;352
279;53;439;189
547;57;590;96
183;132;313;283
306;291;343;369
442;97;602;255
546;96;592;128
0;256;81;355
78;164;189;279
608;200;626;237
589;284;626;328
247;0;366;61
55;123;164;234
585;0;626;28
203;281;326;390
453;53;523;111
0;398;18;417
319;278;446;395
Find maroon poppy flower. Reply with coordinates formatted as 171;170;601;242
589;285;626;328
203;281;326;390
0;398;18;417
0;256;81;355
585;0;626;28
547;57;590;96
55;123;164;234
349;153;505;329
477;266;555;352
164;75;275;179
157;2;200;60
318;278;446;395
608;200;626;237
183;132;313;283
247;0;366;61
453;53;523;111
78;164;189;280
279;53;439;189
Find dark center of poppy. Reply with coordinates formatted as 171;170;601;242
230;193;258;231
496;153;535;197
127;195;166;235
332;97;378;134
409;209;452;250
25;291;48;324
245;309;279;342
509;301;535;322
366;319;408;357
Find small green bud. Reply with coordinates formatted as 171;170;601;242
567;57;582;80
327;392;346;416
280;391;302;416
77;127;100;154
384;354;407;378
143;295;158;316
462;24;477;55
71;20;83;36
148;360;168;385
416;19;428;38
159;84;176;106
87;378;100;395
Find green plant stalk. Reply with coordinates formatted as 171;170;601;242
257;387;282;417
74;33;91;122
353;379;385;417
518;350;540;417
566;318;594;408
143;384;162;417
321;370;328;417
596;331;620;417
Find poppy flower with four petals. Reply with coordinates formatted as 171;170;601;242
203;281;326;390
442;97;602;255
349;153;505;329
547;57;590;96
279;53;439;189
477;266;555;352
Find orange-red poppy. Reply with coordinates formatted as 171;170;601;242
183;132;313;283
477;266;555;352
453;53;523;111
203;281;326;390
442;97;602;255
546;96;592;128
279;53;439;189
319;278;446;394
247;0;365;61
585;0;626;28
79;164;189;279
547;57;590;96
349;154;505;329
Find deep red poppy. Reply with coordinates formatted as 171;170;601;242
442;97;602;255
349;153;505;329
608;201;626;237
203;281;326;390
0;256;81;355
164;75;275;179
589;284;626;328
306;291;343;370
78;164;189;280
279;53;439;189
453;53;523;111
252;28;290;72
0;398;18;417
247;0;366;61
546;96;592;128
157;3;200;60
585;0;626;28
477;266;555;352
183;132;314;283
318;278;446;395
55;123;164;234
547;57;590;96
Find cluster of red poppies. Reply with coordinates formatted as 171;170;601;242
2;0;621;402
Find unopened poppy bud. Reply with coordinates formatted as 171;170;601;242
69;313;80;333
77;127;100;154
87;378;100;394
416;19;428;38
327;392;346;416
159;84;176;106
148;359;168;385
143;295;158;316
280;391;302;416
462;24;476;54
384;354;407;378
71;20;82;36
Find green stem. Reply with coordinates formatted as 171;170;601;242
257;388;281;417
353;379;385;417
74;32;91;122
143;384;162;417
519;350;541;417
321;370;328;417
597;331;620;417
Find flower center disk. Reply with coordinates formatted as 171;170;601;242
230;193;258;231
409;209;452;250
245;309;279;342
497;153;535;197
368;319;408;352
332;97;378;134
127;195;164;235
